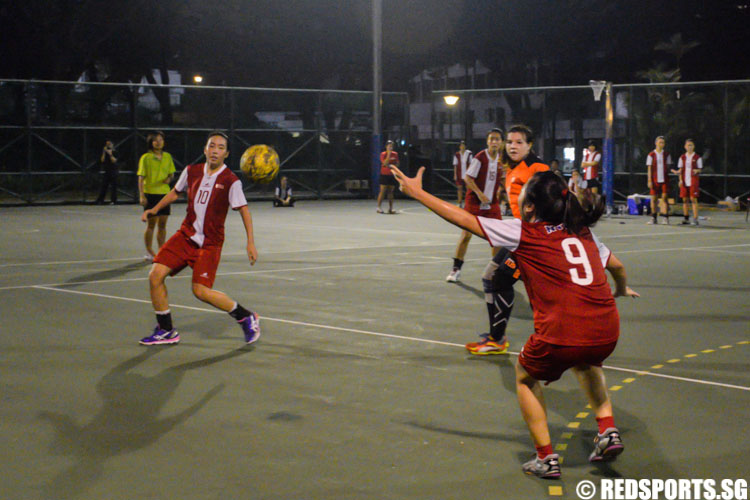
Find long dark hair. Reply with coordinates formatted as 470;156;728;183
522;171;606;235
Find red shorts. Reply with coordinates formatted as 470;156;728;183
680;183;699;199
465;199;502;219
518;334;618;383
649;181;668;196
154;231;222;288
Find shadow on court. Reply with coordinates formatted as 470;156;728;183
455;281;533;320
37;346;251;499
64;260;150;286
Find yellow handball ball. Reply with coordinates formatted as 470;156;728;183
240;144;280;184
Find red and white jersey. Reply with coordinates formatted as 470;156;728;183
175;163;247;248
582;149;601;181
465;149;502;205
677;153;702;187
646;150;672;184
453;149;473;180
476;217;619;346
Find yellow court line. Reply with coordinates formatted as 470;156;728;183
575;412;589;419
549;485;563;496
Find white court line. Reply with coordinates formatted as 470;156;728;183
0;241;458;269
3;240;750;291
0;257;490;291
30;285;750;392
617;243;750;254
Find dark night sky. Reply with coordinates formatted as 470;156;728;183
1;0;749;89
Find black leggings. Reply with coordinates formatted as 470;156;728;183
481;247;521;341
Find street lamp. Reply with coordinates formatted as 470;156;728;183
443;95;460;106
193;74;204;84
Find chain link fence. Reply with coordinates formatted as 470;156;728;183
422;80;750;205
0;80;409;205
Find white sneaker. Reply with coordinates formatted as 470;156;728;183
661;217;669;225
446;268;461;282
144;254;154;262
647;218;656;225
691;219;699;226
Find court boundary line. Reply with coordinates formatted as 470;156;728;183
4;240;749;291
31;285;750;392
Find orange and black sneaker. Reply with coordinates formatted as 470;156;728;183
465;334;509;355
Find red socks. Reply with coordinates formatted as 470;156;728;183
596;416;616;434
536;444;554;459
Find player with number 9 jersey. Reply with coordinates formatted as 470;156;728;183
478;217;617;346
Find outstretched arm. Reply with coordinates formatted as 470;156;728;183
606;254;639;298
390;166;484;238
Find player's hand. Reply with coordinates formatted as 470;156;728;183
390;165;424;198
479;193;490;204
139;195;147;207
141;210;153;223
614;286;639;299
247;242;258;265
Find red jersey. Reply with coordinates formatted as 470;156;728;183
677;153;702;188
174;163;247;248
380;151;399;175
646;150;672;184
583;149;601;181
465;149;502;207
453;149;473;180
476;217;619;346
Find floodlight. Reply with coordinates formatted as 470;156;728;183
443;95;460;106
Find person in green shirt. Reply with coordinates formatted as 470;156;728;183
137;131;175;261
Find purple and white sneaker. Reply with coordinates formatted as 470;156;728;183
139;326;179;346
239;312;260;344
589;427;624;462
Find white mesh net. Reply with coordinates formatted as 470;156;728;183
589;80;607;101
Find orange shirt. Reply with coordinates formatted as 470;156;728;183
505;153;549;219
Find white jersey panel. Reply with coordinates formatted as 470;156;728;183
477;217;522;251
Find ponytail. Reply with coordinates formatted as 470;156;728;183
523;171;605;234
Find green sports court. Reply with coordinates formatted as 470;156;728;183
1;200;748;499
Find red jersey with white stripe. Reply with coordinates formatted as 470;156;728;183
677;153;702;187
174;163;248;248
646;150;672;184
476;217;619;346
465;149;502;206
453;149;473;180
583;149;601;181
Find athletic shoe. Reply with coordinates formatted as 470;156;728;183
446;268;461;282
139;326;179;346
522;453;561;479
376;208;384;214
647;218;656;225
681;218;690;225
144;254;155;262
589;427;624;462
691;219;699;226
239;312;261;344
661;217;669;225
466;333;509;355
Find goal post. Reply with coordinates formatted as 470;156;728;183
591;80;614;213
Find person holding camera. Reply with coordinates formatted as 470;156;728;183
95;140;118;204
